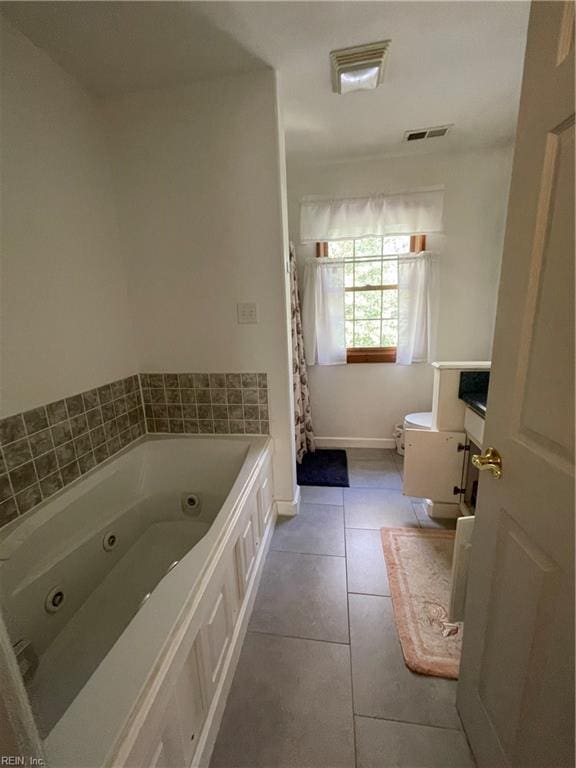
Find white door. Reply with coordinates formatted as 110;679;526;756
457;3;574;768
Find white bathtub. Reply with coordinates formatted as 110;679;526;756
0;434;276;767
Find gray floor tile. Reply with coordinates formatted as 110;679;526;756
345;528;390;596
344;488;420;530
210;633;355;768
250;550;349;643
348;458;403;490
300;485;344;505
272;503;345;556
355;716;475;768
413;501;458;530
349;594;461;729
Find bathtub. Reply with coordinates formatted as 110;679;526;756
0;434;276;767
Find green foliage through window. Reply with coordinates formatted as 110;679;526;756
328;236;410;349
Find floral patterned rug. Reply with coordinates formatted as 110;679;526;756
380;527;462;679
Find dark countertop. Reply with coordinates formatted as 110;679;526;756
458;371;489;419
460;391;487;419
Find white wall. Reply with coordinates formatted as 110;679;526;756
104;71;296;502
0;19;138;416
287;145;514;441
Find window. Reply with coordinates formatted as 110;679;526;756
319;234;426;363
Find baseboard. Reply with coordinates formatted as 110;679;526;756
275;485;301;517
314;436;396;450
193;504;277;767
425;499;461;519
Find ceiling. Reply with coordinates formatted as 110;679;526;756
0;2;265;93
1;1;530;162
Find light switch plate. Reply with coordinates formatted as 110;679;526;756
237;302;258;324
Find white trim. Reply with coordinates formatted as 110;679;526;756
431;360;491;370
314;436;396;450
193;504;277;768
275;485;301;517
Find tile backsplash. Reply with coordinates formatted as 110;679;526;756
141;372;269;437
0;375;145;529
0;371;269;529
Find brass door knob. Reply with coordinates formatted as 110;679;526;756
471;447;503;479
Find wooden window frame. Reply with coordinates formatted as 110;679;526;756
318;234;426;364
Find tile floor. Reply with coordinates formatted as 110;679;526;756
210;449;473;768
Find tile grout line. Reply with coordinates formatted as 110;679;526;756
246;628;350;648
344;524;420;531
281;479;461;758
1;373;270;522
0;376;146;519
269;546;345;558
342;503;359;768
231;460;465;764
299;500;344;507
353;711;465;733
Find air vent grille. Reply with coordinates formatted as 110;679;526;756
404;124;453;142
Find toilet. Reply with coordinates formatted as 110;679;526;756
395;411;433;455
403;411;433;431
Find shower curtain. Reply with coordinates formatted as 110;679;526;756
289;245;315;462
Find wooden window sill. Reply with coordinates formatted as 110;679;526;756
347;347;397;364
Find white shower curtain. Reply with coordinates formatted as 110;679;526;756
302;258;346;366
397;252;438;365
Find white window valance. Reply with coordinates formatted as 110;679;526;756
300;188;444;243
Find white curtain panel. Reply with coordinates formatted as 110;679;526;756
397;252;438;365
300;189;444;243
302;258;347;366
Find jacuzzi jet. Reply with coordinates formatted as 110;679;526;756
45;586;65;614
103;532;118;552
181;493;201;515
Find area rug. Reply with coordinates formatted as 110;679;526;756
380;527;462;679
296;449;349;487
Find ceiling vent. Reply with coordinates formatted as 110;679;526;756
404;125;453;142
330;40;390;95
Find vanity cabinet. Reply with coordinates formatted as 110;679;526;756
464;406;485;448
403;429;467;504
403;406;484;515
403;424;480;622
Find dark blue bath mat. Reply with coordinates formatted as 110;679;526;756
297;449;349;487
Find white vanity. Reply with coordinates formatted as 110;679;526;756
403;361;491;623
403;361;491;519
